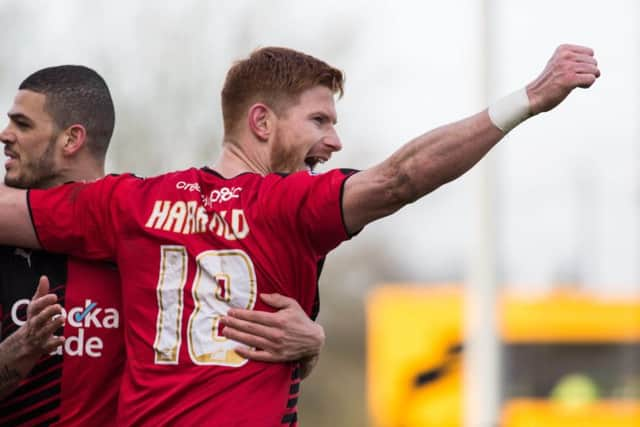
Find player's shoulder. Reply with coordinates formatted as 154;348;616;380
119;167;256;199
140;167;222;184
104;168;202;192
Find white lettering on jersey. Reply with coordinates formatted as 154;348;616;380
10;299;120;358
176;181;201;192
145;204;250;240
202;187;242;207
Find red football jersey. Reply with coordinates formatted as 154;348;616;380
28;167;353;426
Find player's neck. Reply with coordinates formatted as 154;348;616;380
213;139;270;178
44;163;105;188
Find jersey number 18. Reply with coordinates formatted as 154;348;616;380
152;245;257;367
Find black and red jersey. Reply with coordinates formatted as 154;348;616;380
0;248;123;426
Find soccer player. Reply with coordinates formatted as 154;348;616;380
0;44;599;426
0;65;123;426
0;65;324;426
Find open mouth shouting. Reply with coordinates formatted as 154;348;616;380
304;155;328;172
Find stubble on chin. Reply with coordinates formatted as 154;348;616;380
6;136;58;189
270;141;302;174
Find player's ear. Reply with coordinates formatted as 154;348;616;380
61;124;87;156
247;103;272;142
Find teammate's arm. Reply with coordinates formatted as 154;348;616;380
0;276;64;399
342;44;600;234
0;185;39;249
221;293;325;379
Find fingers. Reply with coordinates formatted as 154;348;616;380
573;62;600;76
557;43;594;57
571;60;599;89
575;73;598;89
25;277;65;354
223;322;295;362
28;303;64;334
39;334;64;353
32;275;51;300
223;327;276;354
572;53;597;66
222;297;321;363
29;276;57;319
226;294;301;325
220;315;281;344
41;335;65;353
27;294;58;319
527;44;600;114
259;293;297;310
25;303;65;353
224;309;275;326
555;45;600;80
232;347;279;363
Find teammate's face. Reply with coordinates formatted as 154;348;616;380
270;86;342;173
0;90;63;189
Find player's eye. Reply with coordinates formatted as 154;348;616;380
14;120;30;129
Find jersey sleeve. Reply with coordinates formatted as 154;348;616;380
27;175;133;261
260;169;357;257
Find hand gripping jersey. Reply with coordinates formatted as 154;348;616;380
0;250;123;426
28;167;354;426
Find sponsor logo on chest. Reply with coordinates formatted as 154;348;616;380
11;299;120;358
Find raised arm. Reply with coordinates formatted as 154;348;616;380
0;276;64;399
342;44;600;234
0;185;40;249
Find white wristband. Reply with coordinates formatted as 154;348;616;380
487;88;531;134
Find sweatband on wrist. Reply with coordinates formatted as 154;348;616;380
487;88;532;134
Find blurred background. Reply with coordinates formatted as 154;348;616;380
1;0;639;425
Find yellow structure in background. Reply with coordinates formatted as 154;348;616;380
500;291;640;342
366;285;640;427
366;286;463;427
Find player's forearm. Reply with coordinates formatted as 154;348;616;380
0;329;43;399
0;185;40;249
299;354;320;380
384;110;502;201
343;111;504;233
296;322;323;379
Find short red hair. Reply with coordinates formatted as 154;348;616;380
221;47;344;134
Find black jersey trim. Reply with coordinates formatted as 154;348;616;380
33;415;60;427
338;169;361;238
0;395;60;426
200;167;257;180
288;383;300;394
281;412;298;425
291;367;300;380
29;355;60;376
25;190;44;249
311;258;325;321
8;366;61;399
286;397;298;409
0;379;60;409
